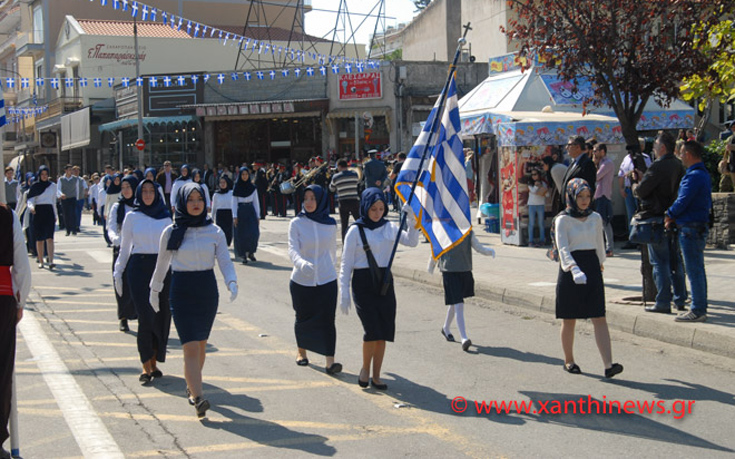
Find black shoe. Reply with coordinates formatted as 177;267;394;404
326;363;342;375
66;232;70;236
441;329;455;342
370;379;388;390
604;363;624;378
151;369;163;379
564;363;582;374
675;304;687;312
139;373;152;385
296;358;309;366
358;369;369;388
72;231;77;235
248;253;256;262
242;258;248;264
194;397;210;418
644;305;671;314
48;263;56;270
461;339;472;351
119;319;129;332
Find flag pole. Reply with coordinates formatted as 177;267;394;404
380;23;472;295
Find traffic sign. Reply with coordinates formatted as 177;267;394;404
135;138;145;151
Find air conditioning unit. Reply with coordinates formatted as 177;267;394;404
40;132;56;148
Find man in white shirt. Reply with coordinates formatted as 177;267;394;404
58;165;80;235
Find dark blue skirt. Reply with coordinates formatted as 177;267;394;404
170;270;219;344
112;246;137;320
127;253;172;363
352;268;396;342
556;250;605;319
215;209;233;247
290;280;338;356
235;202;259;257
32;204;55;240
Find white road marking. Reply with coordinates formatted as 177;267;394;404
19;309;124;459
87;250;113;264
528;282;556;287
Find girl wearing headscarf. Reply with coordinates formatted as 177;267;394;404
211;175;234;246
108;175;140;332
231;167;260;264
150;182;238;418
288;185;341;374
190;168;211;213
144;167;157;182
104;173;122;223
113;179;172;385
170;164;192;211
553;178;622;378
15;173;36;257
26;166;58;269
339;188;418;390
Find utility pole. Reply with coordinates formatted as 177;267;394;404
134;16;144;168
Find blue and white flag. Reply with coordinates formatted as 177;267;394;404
0;89;6;128
395;74;471;260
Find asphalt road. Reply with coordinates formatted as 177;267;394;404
11;216;735;458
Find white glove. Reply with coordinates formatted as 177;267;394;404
401;203;415;218
339;293;351;315
114;275;124;297
148;290;160;313
427;258;436;275
571;266;587;285
299;260;315;276
228;281;238;302
482;247;496;258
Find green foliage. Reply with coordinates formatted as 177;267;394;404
704;139;725;191
681;20;735;111
384;49;403;61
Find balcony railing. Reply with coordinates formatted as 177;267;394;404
35;97;83;122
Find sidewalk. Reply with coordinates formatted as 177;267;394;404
256;211;735;360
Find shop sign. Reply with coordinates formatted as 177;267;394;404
339;72;382;100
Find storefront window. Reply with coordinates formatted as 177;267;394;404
120;121;201;167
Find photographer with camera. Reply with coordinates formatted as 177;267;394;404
617;138;652;249
633;131;686;314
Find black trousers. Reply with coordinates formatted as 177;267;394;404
0;296;17;445
61;198;78;233
338;199;360;241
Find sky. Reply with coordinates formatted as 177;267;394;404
304;0;419;49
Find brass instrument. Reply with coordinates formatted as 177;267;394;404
349;165;363;182
292;161;329;189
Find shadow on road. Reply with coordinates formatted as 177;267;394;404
469;345;565;366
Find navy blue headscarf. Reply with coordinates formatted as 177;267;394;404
215;174;233;194
101;174;112;192
21;172;35;192
144;167;157;181
298;185;336;225
132;169;144;182
167;182;213;250
176;164;191;181
116;175;140;224
134;179;170;220
354;187;389;230
28;166;52;199
106;173;123;195
191;168;202;184
232;167;256;198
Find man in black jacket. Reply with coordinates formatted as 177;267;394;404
634;131;687;314
561;136;597;195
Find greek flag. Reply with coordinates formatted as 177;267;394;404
394;74;471;260
0;89;5;128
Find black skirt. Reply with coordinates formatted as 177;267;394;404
556;250;605;319
235;202;259;258
32;204;55;240
170;270;219;344
127;254;172;363
215;209;233;247
352;268;396;342
290;280;338;356
442;271;475;305
112;246;137;320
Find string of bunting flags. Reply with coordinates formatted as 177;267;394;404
4;105;49;123
84;0;381;69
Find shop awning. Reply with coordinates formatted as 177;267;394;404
327;107;392;119
61;107;91;151
98;115;197;133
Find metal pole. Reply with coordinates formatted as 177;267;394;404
354;112;359;159
9;371;19;457
118;130;123;172
134;16;144;169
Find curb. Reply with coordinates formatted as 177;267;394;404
394;263;735;360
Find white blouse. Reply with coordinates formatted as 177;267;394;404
107;202;136;247
104;192;120;221
288;216;337;286
97;188;107;216
339;221;419;305
27;183;58;219
149;223;237;293
554;212;606;272
170;179;191;210
211;191;233;218
231;191;260;220
113;212;172;280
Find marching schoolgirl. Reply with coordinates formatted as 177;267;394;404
107;175;139;332
339;188;418;390
170;164;192;211
149;182;238;418
232;167;260;264
113;179;172;385
288;185;341;374
211;175;234;247
554;178;622;378
104;173;122;224
191;168;211;213
26;166;58;269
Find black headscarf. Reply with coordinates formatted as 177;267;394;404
215;175;233;194
176;164;191;182
144;167;157;181
132;169;144;182
134;179;170;220
116;175;140;224
167;182;213;250
28;166;52;199
298;185;336;225
191;168;202;184
354;187;389;230
232;167;256;198
101;174;112;192
106;173;123;195
21;172;35;192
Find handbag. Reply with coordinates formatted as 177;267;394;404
357;226;393;296
628;216;665;244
